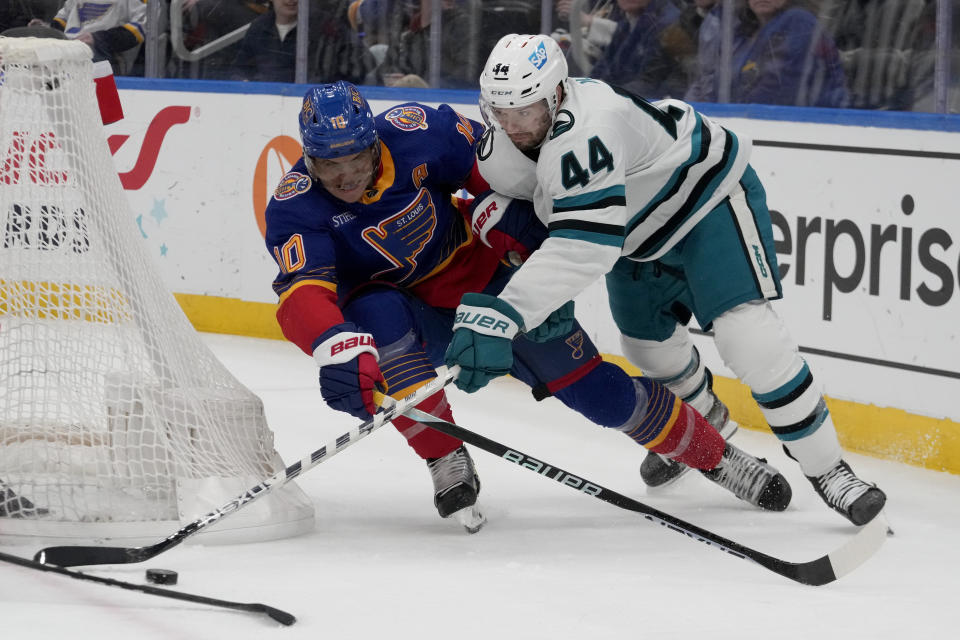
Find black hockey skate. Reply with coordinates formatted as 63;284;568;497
0;481;48;518
640;395;737;488
427;446;485;533
701;443;792;511
806;460;886;526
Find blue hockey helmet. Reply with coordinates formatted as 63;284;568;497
299;81;379;159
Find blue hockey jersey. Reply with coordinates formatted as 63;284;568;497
264;102;495;355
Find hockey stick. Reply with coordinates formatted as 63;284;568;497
0;549;295;625
33;370;457;568
392;400;888;587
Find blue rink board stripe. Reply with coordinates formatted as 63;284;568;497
115;78;960;133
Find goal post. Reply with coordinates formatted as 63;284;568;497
0;37;314;545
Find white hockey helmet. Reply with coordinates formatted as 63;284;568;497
479;33;568;124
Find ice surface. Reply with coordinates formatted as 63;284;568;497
1;333;956;639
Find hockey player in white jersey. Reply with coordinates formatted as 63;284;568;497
444;33;886;526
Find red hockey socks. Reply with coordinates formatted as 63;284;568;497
390;384;462;460
624;378;725;470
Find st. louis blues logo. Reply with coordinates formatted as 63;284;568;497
565;330;585;359
301;100;314;120
274;172;312;200
385;106;429;131
349;85;365;109
528;41;548;69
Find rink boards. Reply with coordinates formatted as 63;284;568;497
92;79;960;474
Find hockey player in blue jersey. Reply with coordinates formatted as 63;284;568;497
445;33;885;526
265;81;792;531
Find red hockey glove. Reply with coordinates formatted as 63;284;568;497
470;191;546;265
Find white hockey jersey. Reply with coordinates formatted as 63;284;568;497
54;0;146;42
477;78;752;331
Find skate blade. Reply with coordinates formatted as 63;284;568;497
453;504;486;534
645;420;737;492
720;420;740;440
644;464;695;492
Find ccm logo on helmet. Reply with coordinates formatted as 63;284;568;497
329;334;376;357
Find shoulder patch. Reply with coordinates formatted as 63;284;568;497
274;172;312;200
550;109;575;140
477;128;494;160
385;106;429;131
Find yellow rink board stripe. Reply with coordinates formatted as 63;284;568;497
1;279;132;324
174;293;960;476
604;354;960;475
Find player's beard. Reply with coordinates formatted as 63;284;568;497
506;114;551;152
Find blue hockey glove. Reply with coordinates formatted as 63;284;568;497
444;293;524;393
525;300;575;343
313;323;385;420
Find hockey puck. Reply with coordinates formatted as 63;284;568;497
145;568;178;585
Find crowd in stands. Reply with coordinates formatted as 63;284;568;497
2;0;957;112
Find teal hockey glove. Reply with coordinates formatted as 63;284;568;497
525;300;575;343
444;293;524;393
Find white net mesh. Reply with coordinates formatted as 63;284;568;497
0;37;314;544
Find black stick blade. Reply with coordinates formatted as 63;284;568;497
260;605;297;626
2;550;296;626
34;545;141;567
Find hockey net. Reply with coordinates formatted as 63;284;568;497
0;37;314;545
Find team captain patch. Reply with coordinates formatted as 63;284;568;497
385;106;428;131
274;172;312;200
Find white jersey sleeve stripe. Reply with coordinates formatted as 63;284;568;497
624;119;744;260
552;184;626;212
549;219;625;247
630;130;738;258
626;112;710;231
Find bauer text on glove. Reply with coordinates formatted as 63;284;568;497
313;323;385;420
444;293;524;393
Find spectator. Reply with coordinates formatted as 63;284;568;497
347;0;412;84
3;1;59;33
311;0;376;84
382;0;475;88
823;0;928;111
666;0;721;102
181;0;271;80
475;1;542;67
727;0;848;107
348;0;410;48
1;2;30;33
372;1;540;89
36;0;146;74
903;0;960;113
231;0;372;84
551;0;618;75
588;0;690;99
230;0;299;82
